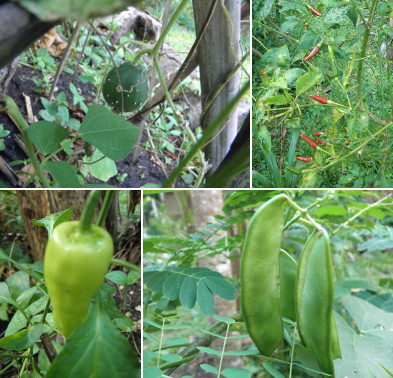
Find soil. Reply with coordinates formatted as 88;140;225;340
0;64;181;188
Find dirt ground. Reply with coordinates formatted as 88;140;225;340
0;65;180;188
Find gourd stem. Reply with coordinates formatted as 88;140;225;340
79;191;101;232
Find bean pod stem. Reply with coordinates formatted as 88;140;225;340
240;194;287;356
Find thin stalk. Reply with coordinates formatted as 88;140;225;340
111;258;141;273
356;0;379;102
332;193;392;235
164;81;249;187
0;95;50;187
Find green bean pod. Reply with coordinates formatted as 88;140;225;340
331;314;342;360
240;194;287;356
279;249;298;322
296;230;335;376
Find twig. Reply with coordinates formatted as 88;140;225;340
49;21;83;101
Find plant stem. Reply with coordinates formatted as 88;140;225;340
332;193;393;235
0;95;50;187
111;258;141;273
79;190;101;232
356;0;379;102
164;81;249;187
97;190;114;227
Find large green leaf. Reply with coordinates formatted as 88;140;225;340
81;149;117;182
46;300;139;378
43;161;81;188
17;0;140;21
78;105;139;161
335;296;393;377
27;121;70;155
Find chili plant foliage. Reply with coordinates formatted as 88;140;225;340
252;0;393;188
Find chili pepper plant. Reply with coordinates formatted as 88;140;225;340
252;0;393;188
143;189;393;377
0;190;141;377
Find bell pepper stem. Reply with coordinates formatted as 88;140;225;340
79;190;101;232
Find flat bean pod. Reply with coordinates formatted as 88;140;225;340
279;249;297;322
241;194;287;356
296;230;335;376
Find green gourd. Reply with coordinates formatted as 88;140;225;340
103;62;149;113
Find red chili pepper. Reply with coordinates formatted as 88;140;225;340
296;157;312;162
305;45;321;61
313;132;321;136
316;137;326;146
310;7;322;17
310;95;328;104
305;24;309;29
345;138;351;146
300;135;318;149
261;70;266;74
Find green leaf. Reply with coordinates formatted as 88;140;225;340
262;363;285;378
146;271;171;292
82;149;117;182
0;282;14;306
162;337;188;346
46;301;139;378
163;273;185;300
5;296;48;337
179;277;197;309
161;354;182;363
285;68;306;88
18;0;137;21
201;364;218;374
263;0;276;17
105;271;127;285
31;206;74;236
196;346;221;355
43;161;82;188
27;121;71;154
222;368;252;378
197;280;214;316
334;296;393;376
204;277;235;300
6;272;30;300
264;95;289;105
127;271;141;285
256;126;271;154
0;325;43;351
213;315;236;324
295;72;323;98
78;104;139;161
143;367;163;378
